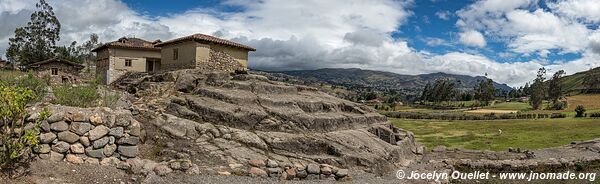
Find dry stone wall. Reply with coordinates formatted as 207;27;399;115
31;106;142;164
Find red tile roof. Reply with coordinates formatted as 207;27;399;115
92;37;160;52
155;34;256;51
26;58;85;69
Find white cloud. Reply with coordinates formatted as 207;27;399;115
549;0;600;23
458;30;486;47
0;0;599;87
422;37;450;47
456;0;593;56
435;10;451;20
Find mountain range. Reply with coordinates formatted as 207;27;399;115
272;68;513;93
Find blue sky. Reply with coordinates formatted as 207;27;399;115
120;0;584;64
1;0;600;87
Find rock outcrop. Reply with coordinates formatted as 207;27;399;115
113;69;422;175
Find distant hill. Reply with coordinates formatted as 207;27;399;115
272;68;513;93
560;67;600;94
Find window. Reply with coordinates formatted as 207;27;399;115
173;48;179;60
125;59;132;67
51;68;58;75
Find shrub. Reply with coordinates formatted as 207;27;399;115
0;85;49;176
590;113;600;118
52;85;99;107
575;105;587;118
550;113;567;118
548;101;568;110
0;71;47;102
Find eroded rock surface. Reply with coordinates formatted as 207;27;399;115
113;69;422;174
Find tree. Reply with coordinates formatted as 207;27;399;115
529;68;547;110
575;105;586;117
0;84;49;176
474;78;495;105
6;0;61;65
547;70;565;103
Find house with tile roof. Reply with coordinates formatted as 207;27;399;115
92;34;255;84
92;37;162;84
26;58;85;84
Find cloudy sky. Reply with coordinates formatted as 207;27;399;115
1;0;600;87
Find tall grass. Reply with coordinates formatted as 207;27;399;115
52;84;99;107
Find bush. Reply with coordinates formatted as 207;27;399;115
590;113;600;118
550;113;567;118
0;85;49;176
0;71;48;102
548;101;568;110
52;85;99;107
575;105;587;118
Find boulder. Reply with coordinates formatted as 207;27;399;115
109;127;124;137
104;144;117;156
335;169;349;178
85;147;105;158
85;157;100;164
89;113;103;125
88;125;109;141
70;143;85;154
117;136;139;145
307;164;320;174
68;112;86;122
34;144;51;154
285;168;297;180
249;167;268;177
118;146;138;158
248;159;266;167
70;122;92;135
66;154;84;164
58;131;80;143
154;165;173;176
100;157;120;166
49;151;64;161
50;121;69;132
266;159;279;168
80;136;91;147
321;166;332;175
41;121;51;132
296;169;308;178
52;141;70;153
40;132;57;144
47;112;64;123
93;137;110;148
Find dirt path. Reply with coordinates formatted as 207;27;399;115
465;109;518;114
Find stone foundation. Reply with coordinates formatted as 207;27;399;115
30;106;141;163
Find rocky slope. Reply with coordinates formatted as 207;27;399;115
112;69;423;177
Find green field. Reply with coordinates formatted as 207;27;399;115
487;102;532;111
392;118;600;151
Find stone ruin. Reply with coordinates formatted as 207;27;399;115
24;69;423;180
30;106;141;164
110;69;423;180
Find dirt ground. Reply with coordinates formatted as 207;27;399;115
465;109;518;114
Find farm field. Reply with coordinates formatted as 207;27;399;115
390;94;600;151
392;118;600;151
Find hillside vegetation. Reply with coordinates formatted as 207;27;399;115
560;67;600;94
277;68;513;92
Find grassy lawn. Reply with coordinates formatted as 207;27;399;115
392;118;600;151
487;102;532;111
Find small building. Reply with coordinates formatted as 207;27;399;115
0;59;7;69
92;34;256;85
92;37;162;84
26;58;84;84
154;33;256;71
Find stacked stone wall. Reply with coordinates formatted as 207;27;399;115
32;107;141;164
